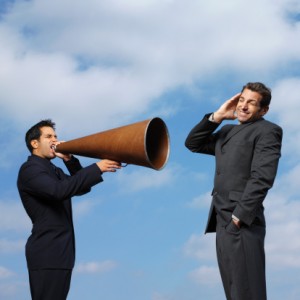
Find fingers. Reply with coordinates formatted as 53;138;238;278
226;93;241;107
97;160;122;173
229;93;241;120
230;92;241;103
231;92;242;99
215;93;241;122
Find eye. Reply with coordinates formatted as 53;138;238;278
249;101;258;106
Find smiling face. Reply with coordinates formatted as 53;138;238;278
31;126;58;160
236;88;269;124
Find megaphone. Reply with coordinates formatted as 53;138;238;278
55;117;170;170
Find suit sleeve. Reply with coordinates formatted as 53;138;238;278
64;156;100;195
185;113;220;155
233;125;283;226
19;162;103;202
64;155;84;175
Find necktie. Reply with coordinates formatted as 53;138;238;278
51;163;61;179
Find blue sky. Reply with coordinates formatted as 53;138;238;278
1;0;300;299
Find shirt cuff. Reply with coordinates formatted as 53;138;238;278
232;214;240;222
208;113;219;123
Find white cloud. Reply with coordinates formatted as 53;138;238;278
0;239;25;254
7;0;300;69
187;191;212;209
152;292;171;300
1;0;300;136
0;201;31;233
0;266;14;279
116;164;176;193
0;282;27;299
264;163;300;269
271;78;300;158
73;198;101;219
183;233;216;262
189;265;221;287
75;260;117;274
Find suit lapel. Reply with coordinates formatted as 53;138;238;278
221;122;252;146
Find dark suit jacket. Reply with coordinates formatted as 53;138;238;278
185;114;282;233
17;154;103;270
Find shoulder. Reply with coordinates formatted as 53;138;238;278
252;119;283;145
18;156;49;177
20;155;43;168
260;118;281;128
258;119;283;135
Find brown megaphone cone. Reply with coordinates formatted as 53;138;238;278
55;117;170;170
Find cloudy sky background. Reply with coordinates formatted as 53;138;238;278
1;0;300;299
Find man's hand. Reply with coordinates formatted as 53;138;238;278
213;93;241;123
54;141;72;161
232;218;241;229
96;159;122;173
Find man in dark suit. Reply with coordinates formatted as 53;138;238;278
185;82;282;300
17;119;121;300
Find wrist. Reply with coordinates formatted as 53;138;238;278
212;112;223;123
63;155;73;162
232;215;241;228
209;113;220;123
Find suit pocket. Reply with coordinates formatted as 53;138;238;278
225;220;240;234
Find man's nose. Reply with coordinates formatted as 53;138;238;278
241;102;248;110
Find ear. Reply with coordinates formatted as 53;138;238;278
31;139;39;150
260;106;269;116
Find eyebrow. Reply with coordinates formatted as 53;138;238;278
239;97;258;103
43;133;57;138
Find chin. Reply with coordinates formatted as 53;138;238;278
237;113;249;121
238;118;249;124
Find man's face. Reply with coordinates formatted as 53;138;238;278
31;126;58;159
236;88;269;124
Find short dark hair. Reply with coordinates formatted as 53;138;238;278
25;119;56;153
241;82;272;107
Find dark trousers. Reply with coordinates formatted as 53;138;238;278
29;269;72;300
216;220;266;300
